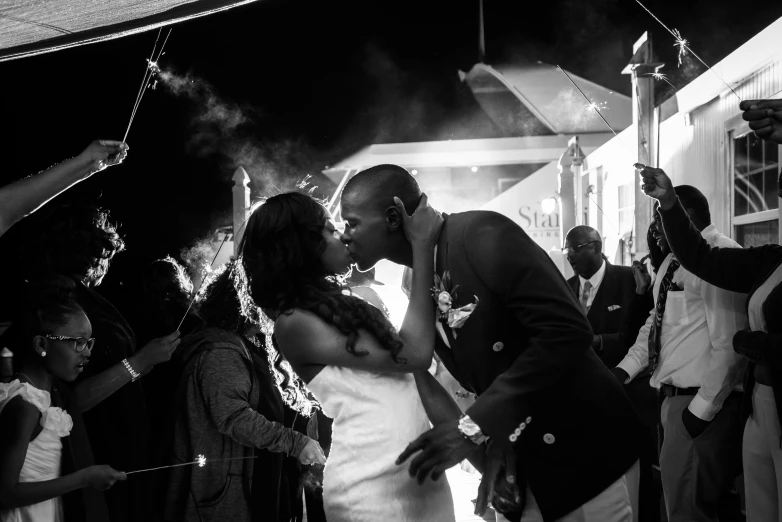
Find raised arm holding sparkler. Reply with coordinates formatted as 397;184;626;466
0;140;128;238
741;99;782;144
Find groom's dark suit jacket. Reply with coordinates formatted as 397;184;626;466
567;262;654;369
433;211;645;521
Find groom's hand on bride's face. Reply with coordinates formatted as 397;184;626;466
395;419;478;485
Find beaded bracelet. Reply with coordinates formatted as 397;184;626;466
121;358;140;382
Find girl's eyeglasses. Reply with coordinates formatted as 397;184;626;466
44;334;95;353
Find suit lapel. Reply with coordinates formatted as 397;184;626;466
568;277;579;299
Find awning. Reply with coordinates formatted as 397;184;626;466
0;0;260;62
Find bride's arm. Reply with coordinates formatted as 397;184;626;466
394;195;440;359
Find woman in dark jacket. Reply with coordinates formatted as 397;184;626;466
164;260;324;522
639;128;782;520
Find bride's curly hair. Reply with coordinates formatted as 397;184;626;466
239;192;405;363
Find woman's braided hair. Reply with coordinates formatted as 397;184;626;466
239;192;404;363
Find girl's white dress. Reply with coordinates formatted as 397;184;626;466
0;380;74;522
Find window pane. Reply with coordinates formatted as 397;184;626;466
618;208;633;236
749;134;764;172
766;140;779;170
735;171;766;214
735;219;779;247
764;168;780;210
735;135;749;174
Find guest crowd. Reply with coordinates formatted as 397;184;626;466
0;98;779;522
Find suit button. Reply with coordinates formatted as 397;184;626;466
520;422;526;431
526;416;532;424
509;433;518;442
543;433;555;444
514;428;522;436
492;342;504;352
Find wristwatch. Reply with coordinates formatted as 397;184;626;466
458;414;489;445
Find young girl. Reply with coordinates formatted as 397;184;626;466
0;277;125;521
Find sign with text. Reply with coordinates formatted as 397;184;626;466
481;161;561;253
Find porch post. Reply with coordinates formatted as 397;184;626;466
232;166;250;254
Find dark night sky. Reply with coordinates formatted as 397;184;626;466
0;0;780;307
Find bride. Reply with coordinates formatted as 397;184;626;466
240;191;457;521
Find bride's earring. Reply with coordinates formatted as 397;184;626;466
41;351;47;357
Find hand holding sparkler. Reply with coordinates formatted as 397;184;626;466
130;330;181;376
635;163;677;210
631;256;652;295
77;140;129;174
741;100;782;145
297;438;326;467
79;464;127;491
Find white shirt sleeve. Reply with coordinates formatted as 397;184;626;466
688;279;748;421
617;309;654;382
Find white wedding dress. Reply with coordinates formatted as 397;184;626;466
309;365;455;521
0;381;67;522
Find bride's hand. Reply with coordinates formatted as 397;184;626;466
393;193;443;251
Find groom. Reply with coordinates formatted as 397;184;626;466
339;165;647;522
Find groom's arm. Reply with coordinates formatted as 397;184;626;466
463;212;593;442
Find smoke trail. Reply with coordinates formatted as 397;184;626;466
158;69;249;132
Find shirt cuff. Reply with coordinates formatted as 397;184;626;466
617;358;643;384
688;394;718;422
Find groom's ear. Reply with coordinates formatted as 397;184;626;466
385;205;403;231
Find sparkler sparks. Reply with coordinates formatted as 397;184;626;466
556;65;620;138
633;0;742;102
585;101;608;112
671;29;689;67
122;28;172;143
646;72;678;91
197;454;207;467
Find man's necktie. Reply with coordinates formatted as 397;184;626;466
648;258;681;373
580;281;592;313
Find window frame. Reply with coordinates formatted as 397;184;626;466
727;111;782;245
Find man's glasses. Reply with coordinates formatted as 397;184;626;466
562;240;600;254
44;334;95;353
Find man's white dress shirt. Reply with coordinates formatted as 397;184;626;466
617;224;748;421
579;260;607;311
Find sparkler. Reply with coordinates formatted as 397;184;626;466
647;72;677;91
633;0;742;102
125;454;259;476
175;219;248;331
122;28;172;143
671;29;689;67
556;65;621;139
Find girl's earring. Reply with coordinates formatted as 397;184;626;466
41;351;47;357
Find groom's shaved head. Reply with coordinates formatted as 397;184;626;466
339;164;424;271
342;164;422;214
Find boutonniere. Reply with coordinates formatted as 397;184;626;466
432;272;479;338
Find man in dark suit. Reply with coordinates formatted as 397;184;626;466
339;164;647;522
564;225;652;369
565;225;659;522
